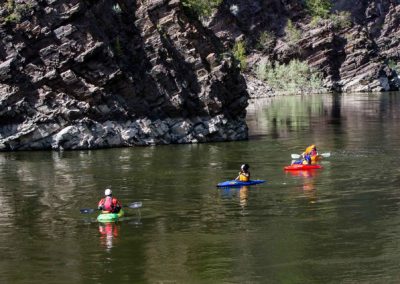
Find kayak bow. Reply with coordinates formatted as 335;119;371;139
217;180;266;187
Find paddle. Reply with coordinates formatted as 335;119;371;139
80;201;143;214
291;152;331;159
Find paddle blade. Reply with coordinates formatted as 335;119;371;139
128;202;142;209
80;208;96;214
321;152;331;158
291;154;301;159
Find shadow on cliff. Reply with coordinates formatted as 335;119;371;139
79;0;240;121
14;0;211;122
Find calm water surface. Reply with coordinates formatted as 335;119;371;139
1;93;400;283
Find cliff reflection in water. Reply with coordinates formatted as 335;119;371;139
247;93;400;148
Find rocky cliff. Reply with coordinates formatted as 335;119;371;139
1;0;400;151
206;0;400;96
0;0;248;150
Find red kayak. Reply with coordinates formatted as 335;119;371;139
284;164;323;170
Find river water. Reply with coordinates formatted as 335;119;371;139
1;93;400;283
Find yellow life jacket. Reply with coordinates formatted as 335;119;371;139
239;173;250;182
311;155;319;164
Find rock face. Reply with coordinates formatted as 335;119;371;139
0;0;248;150
206;0;400;94
1;0;399;151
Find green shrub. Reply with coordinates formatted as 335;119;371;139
306;0;332;18
309;16;324;28
330;11;352;29
309;10;352;30
284;19;301;46
1;0;32;24
232;40;247;71
388;59;399;74
256;58;324;93
181;0;222;18
256;31;276;51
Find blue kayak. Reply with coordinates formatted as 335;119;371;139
217;180;266;187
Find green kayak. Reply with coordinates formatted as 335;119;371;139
97;209;124;223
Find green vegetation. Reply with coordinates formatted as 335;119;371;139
181;0;223;18
232;40;247;71
256;58;324;93
330;11;352;29
306;0;352;30
284;20;301;46
388;59;399;74
306;0;332;19
256;31;276;51
1;0;32;24
263;95;325;130
310;10;352;30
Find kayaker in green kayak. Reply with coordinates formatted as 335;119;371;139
235;164;250;182
98;188;122;214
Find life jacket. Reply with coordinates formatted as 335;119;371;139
98;196;120;213
239;172;250;182
311;155;318;164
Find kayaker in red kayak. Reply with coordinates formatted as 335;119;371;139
235;164;250;182
292;144;318;165
292;153;312;165
98;188;122;213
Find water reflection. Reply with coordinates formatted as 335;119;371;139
239;186;249;210
247;92;400;148
1;92;400;283
98;223;120;252
286;169;319;204
218;185;251;215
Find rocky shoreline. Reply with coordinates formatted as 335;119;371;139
0;115;247;150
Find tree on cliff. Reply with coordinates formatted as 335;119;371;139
306;0;332;18
181;0;223;18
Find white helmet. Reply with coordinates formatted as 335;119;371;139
105;188;112;196
241;164;249;171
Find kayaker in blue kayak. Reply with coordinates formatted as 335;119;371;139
235;164;250;182
98;189;122;213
